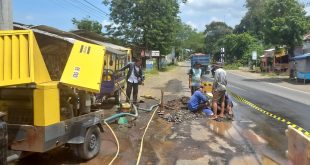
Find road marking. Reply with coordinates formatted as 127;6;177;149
228;91;310;138
228;84;247;92
229;72;310;95
228;72;255;80
267;83;310;95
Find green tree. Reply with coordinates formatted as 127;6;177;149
262;0;309;56
204;21;233;59
234;0;265;39
72;17;103;34
104;0;183;55
175;22;205;56
221;33;263;65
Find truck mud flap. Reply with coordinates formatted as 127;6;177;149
0;121;8;165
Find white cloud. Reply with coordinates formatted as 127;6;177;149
180;0;246;31
186;21;198;29
305;6;310;16
210;16;223;22
185;0;242;10
101;19;111;27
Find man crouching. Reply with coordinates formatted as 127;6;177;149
187;86;208;112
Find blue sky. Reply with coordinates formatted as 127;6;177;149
12;0;248;32
180;0;247;30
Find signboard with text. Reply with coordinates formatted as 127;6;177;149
151;50;160;57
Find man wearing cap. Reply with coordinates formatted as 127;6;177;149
211;62;227;120
188;62;203;95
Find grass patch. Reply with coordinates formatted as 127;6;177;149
224;63;242;70
144;68;159;78
160;64;177;72
144;63;177;78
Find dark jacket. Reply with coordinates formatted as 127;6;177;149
120;62;144;83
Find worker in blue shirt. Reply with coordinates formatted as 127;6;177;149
187;86;208;112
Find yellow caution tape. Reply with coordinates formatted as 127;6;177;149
229;91;310;138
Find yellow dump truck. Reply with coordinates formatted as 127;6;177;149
0;29;110;163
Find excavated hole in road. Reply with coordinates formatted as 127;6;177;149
159;96;206;124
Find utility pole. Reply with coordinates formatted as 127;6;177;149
0;0;13;30
220;47;225;63
0;1;12;164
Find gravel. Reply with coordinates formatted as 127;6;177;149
159;96;205;124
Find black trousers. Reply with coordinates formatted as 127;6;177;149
126;81;139;102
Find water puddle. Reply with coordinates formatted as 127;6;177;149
190;121;212;141
243;129;268;144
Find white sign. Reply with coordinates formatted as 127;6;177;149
221;47;225;53
252;51;257;60
151;50;160;57
146;60;154;65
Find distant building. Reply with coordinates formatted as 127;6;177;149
260;48;274;72
260;47;289;72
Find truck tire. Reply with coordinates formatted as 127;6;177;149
73;126;101;160
0;121;7;165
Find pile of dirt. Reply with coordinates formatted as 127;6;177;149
158;96;206;124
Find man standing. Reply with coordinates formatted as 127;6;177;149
211;62;227;120
119;58;144;103
189;62;203;95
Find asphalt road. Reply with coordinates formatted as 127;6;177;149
15;62;294;164
227;71;310;132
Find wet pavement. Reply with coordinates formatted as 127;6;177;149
228;71;310;138
14;62;295;165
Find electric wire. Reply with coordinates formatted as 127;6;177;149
104;81;131;164
81;0;109;16
70;0;108;18
108;74;160;164
136;105;159;165
76;0;108;16
49;0;86;18
51;0;102;20
65;0;103;19
51;0;106;19
104;120;120;165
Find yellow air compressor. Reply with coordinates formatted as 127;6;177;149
0;29;106;162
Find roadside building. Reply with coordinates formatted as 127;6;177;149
260;48;274;72
273;47;289;72
260;47;289;73
290;33;310;83
303;33;310;54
